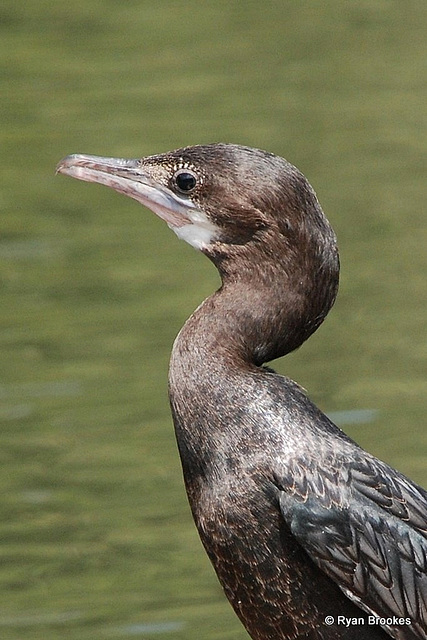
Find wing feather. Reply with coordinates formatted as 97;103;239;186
276;452;427;639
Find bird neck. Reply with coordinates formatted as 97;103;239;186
170;255;335;378
168;263;336;488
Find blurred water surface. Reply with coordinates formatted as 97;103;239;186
0;2;426;639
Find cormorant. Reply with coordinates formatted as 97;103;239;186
57;144;427;639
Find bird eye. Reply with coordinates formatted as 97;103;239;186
173;170;197;194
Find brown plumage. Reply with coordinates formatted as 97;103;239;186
57;144;427;639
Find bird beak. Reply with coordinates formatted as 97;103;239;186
56;154;195;229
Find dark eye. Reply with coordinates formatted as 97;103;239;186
173;170;197;194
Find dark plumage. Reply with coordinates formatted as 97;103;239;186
57;144;427;639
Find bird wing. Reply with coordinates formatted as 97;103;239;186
277;454;427;640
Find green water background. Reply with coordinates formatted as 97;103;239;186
1;2;426;638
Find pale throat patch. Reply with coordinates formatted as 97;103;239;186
170;212;218;250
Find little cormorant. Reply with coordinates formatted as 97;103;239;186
57;144;427;640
